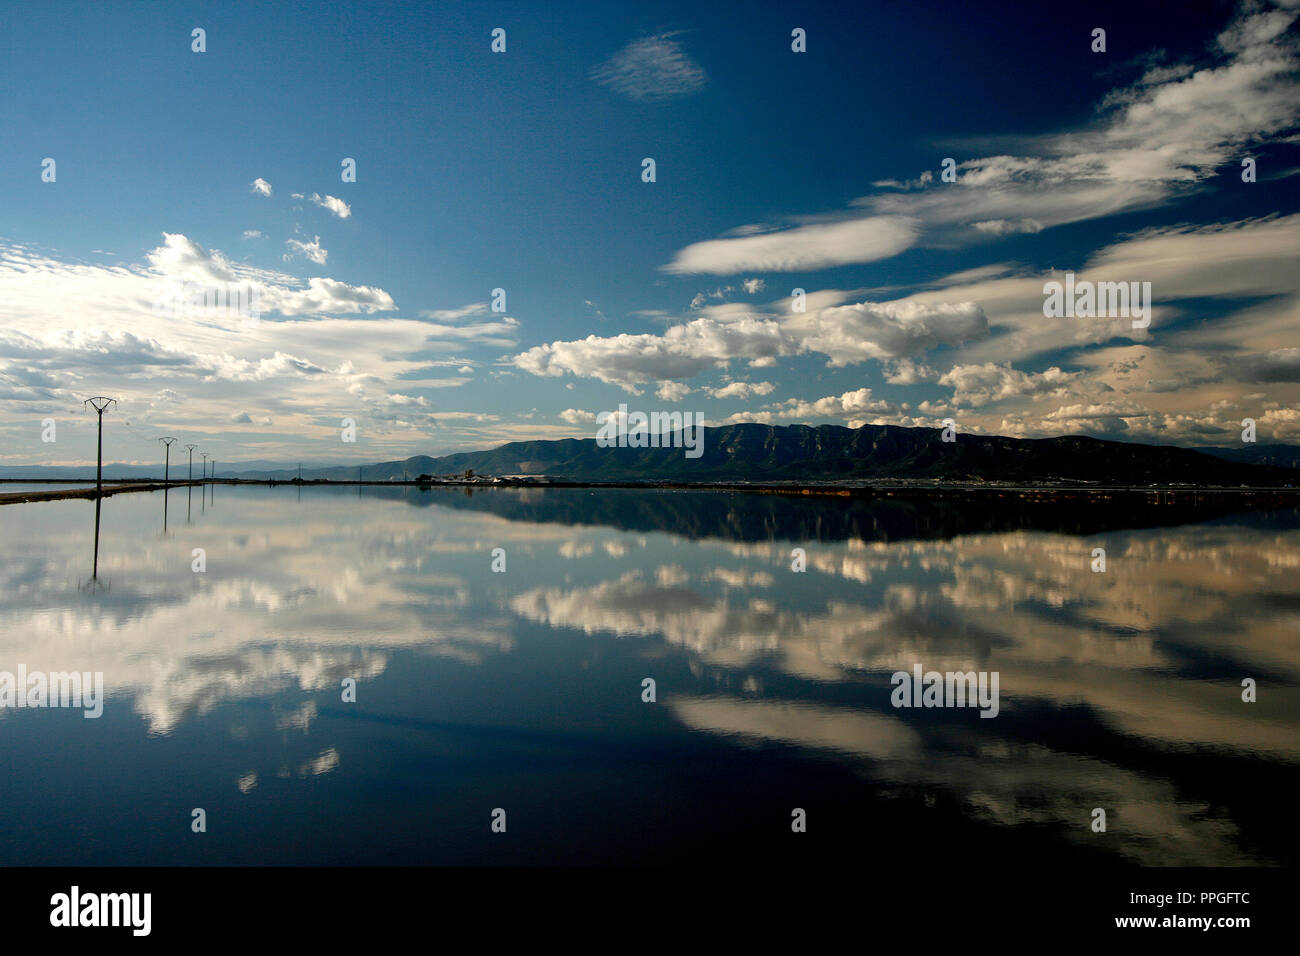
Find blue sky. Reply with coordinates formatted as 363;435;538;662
1;0;1298;466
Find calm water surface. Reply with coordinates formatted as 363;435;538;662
1;485;1296;866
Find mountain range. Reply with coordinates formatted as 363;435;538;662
7;424;1289;487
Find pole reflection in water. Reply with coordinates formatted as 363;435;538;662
91;493;102;580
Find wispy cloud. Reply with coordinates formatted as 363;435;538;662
663;2;1300;275
666;216;919;275
591;34;706;101
306;192;351;219
284;235;328;265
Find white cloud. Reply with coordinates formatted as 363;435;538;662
705;381;775;400
513;298;988;388
772;388;899;422
882;359;937;384
938;363;1081;406
284;236;328;265
420;302;489;322
307;193;351;219
718;410;775;424
972;218;1043;236
591;34;706;101
662;2;1300;275
261;276;395;316
786;300;989;366
665;216;920;275
0;234;521;461
514;315;793;389
656;381;693;401
251;178;272;197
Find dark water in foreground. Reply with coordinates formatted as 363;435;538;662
1;485;1296;866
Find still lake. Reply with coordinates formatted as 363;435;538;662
1;484;1296;866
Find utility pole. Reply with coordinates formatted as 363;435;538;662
185;444;196;522
158;437;177;486
298;463;302;481
83;397;117;495
200;453;209;481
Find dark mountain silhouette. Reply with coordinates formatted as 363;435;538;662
1197;444;1300;471
251;423;1295;486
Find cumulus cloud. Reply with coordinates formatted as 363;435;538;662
513;315;792;389
513;298;988;388
250;178;272;197
938;363;1081;406
260;276;395;316
787;300;989;366
656;381;693;401
882;359;937;385
148;232;238;284
0;234;520;462
719;410;775;425
705;381;776;400
772;388;899;422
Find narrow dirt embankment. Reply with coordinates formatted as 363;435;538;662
0;482;202;506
